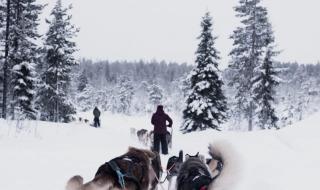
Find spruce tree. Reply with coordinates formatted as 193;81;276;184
76;84;94;112
7;0;43;119
0;0;11;118
0;0;5;115
229;0;275;130
253;47;279;129
181;12;227;133
37;0;78;122
148;83;163;109
77;70;88;92
117;76;134;115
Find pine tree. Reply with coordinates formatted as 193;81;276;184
76;84;94;112
0;0;5;116
253;47;279;129
77;70;88;91
0;0;11;118
181;12;227;133
37;0;78;122
148;83;163;109
117;76;134;115
5;0;43;119
229;0;274;130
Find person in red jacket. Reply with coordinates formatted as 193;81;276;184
151;105;173;155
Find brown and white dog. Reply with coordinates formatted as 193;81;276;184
65;147;162;190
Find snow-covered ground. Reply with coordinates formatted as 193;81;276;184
0;111;319;190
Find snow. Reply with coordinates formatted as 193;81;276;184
195;81;210;90
0;111;319;190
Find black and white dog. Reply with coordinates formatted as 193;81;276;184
166;150;184;190
176;152;214;190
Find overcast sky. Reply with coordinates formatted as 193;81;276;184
39;0;320;68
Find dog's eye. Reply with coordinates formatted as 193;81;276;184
206;158;212;165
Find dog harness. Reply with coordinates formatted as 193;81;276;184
107;156;143;190
187;159;224;190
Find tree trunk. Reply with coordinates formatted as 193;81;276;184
2;0;11;119
248;101;253;131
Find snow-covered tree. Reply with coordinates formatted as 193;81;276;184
76;84;94;111
117;76;134;115
253;48;279;129
0;0;9;118
132;81;148;113
229;0;275;130
181;12;227;133
5;0;43;119
77;70;88;92
36;0;78;122
148;83;163;109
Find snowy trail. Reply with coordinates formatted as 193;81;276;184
0;112;319;190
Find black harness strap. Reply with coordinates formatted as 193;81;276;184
107;156;143;190
188;159;224;190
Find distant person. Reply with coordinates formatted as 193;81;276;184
151;105;172;155
93;107;101;127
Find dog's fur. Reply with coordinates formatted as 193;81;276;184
150;151;162;190
66;147;161;190
84;119;89;123
137;129;149;146
166;150;183;190
66;175;83;190
166;131;172;149
206;141;242;190
177;154;213;190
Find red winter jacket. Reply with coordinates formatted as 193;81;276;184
151;107;173;134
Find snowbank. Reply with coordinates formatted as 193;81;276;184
0;112;319;190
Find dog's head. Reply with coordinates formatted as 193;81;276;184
166;150;183;177
185;152;206;164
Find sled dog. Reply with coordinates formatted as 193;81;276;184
177;152;213;190
166;150;183;190
66;147;162;190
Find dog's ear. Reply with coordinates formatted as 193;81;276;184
65;175;83;190
178;150;183;162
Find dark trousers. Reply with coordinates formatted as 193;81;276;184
153;133;168;155
94;117;100;127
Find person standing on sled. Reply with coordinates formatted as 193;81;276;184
151;105;173;155
93;107;101;127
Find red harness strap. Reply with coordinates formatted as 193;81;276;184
200;186;207;190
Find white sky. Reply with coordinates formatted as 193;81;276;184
39;0;320;68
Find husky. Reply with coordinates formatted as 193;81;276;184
176;153;213;190
166;150;184;190
137;129;149;146
65;147;162;190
